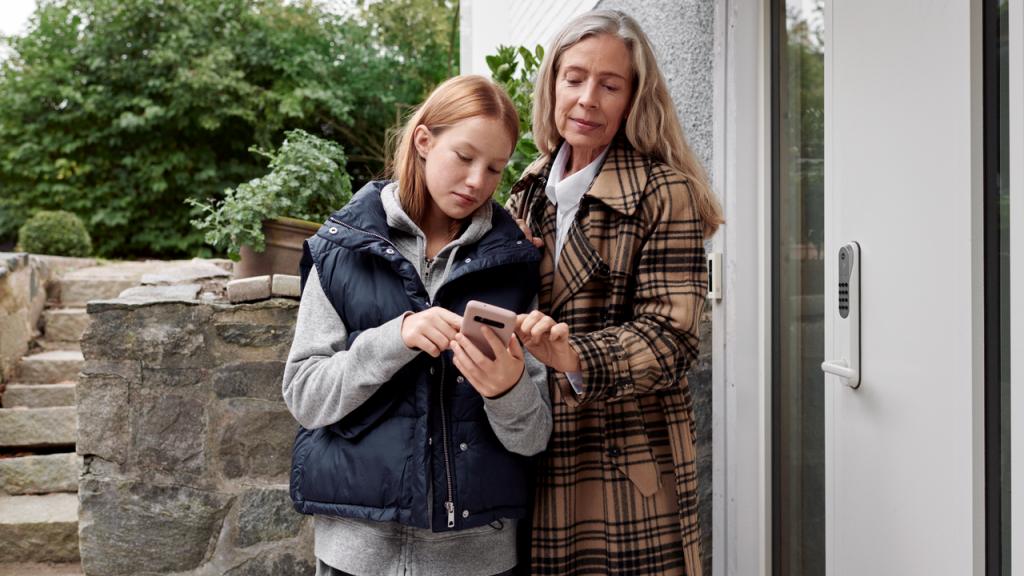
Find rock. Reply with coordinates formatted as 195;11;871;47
140;260;231;286
235;488;306;548
216;401;295;481
0;453;78;495
271;275;301;298
0;406;76;449
0;494;80;563
227;276;272;303
1;382;76;408
78;478;232;575
15;350;83;384
76;361;137;464
213;361;286;401
223;552;315;576
130;391;207;476
42;308;90;343
117;284;201;303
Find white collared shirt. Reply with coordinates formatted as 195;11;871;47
544;141;610;270
544;141;609;395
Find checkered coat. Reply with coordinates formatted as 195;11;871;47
508;139;706;576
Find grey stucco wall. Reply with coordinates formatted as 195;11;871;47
596;0;716;179
594;2;716;572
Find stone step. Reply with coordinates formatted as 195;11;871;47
15;351;83;384
0;563;83;576
58;277;137;307
42;308;90;343
0;453;78;495
0;494;80;563
32;340;82;353
0;407;76;449
2;383;76;408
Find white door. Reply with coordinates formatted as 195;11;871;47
824;1;986;574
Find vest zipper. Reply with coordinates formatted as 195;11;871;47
438;360;456;528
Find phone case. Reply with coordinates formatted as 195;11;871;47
461;300;517;361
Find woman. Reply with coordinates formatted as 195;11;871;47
507;10;723;575
283;75;551;576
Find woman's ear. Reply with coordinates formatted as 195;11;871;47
412;125;433;159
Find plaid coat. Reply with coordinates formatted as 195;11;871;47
508;139;706;576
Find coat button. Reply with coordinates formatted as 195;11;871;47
462;509;469;518
607;446;622;458
459;442;468;452
456;376;464;384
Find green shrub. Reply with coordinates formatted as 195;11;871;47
487;44;543;205
0;0;457;258
188;129;352;259
17;210;93;257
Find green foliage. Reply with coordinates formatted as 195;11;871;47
486;44;543;205
17;210;93;257
189;129;351;259
0;0;458;257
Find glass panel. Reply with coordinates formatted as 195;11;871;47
774;1;825;575
997;0;1010;572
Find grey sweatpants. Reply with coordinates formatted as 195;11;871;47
315;559;516;576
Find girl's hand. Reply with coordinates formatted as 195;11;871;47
401;307;462;357
451;327;525;398
516;311;581;373
515;218;545;249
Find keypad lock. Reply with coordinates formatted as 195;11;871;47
822;242;861;388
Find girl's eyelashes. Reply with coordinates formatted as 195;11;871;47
455;151;471;163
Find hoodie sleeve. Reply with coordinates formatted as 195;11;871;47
281;266;420;429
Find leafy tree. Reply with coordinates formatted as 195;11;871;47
486;44;543;205
0;0;457;257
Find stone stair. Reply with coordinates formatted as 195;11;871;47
0;265;114;574
0;259;230;573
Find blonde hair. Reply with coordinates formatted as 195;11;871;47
390;75;519;228
531;10;723;237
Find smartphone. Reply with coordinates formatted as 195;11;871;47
461;300;517;361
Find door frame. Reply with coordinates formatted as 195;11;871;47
1011;0;1023;573
711;0;773;574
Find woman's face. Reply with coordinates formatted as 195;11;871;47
553;34;634;158
413;116;513;222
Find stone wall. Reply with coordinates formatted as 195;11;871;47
0;253;45;384
78;294;313;575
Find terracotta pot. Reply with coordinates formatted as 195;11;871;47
233;217;320;279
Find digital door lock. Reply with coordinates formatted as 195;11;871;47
821;241;861;388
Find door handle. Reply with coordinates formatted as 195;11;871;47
821;359;857;383
821;242;861;388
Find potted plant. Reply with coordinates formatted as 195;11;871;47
189;129;352;278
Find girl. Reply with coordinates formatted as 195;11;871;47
283;75;550;576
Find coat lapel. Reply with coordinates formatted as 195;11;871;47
548;140;650;316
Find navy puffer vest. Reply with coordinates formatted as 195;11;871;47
290;182;541;532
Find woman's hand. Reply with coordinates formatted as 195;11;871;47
401;307;462;357
516;311;581;373
515;218;545;249
451;327;525;398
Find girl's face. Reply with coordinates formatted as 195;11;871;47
413;116;514;224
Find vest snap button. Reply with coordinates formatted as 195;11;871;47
385;248;395;255
328;227;338;234
459;442;468;451
464;257;472;264
456;376;464;384
516;240;523;245
429;367;435;375
462;509;469;518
